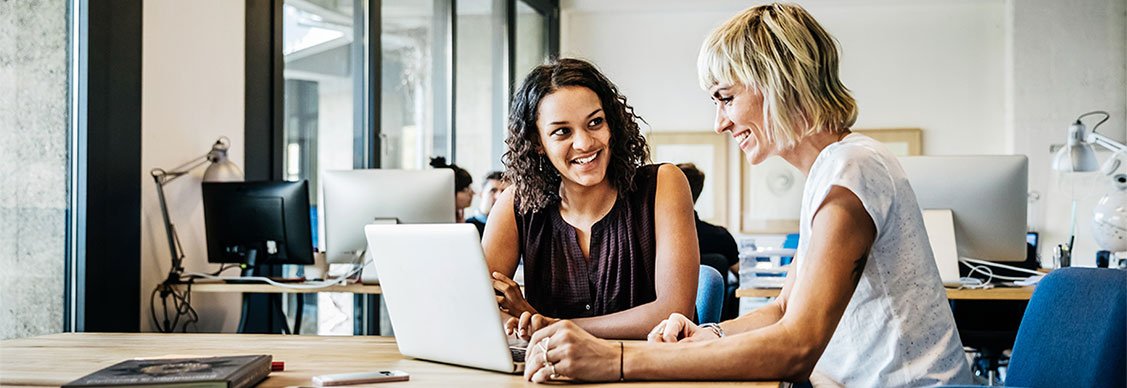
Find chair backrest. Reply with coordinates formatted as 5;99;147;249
781;233;799;265
1006;268;1126;387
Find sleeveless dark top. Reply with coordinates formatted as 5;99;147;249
516;164;660;319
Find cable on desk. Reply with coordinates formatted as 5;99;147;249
150;263;243;333
151;276;199;333
960;257;1044;277
185;257;372;290
957;258;1044;288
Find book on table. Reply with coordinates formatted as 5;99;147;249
63;354;272;388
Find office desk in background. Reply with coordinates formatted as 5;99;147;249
181;280;383;294
736;286;1035;300
174;280;384;335
0;333;783;387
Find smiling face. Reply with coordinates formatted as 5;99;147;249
535;86;612;189
710;83;777;165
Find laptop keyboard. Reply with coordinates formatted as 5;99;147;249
509;346;526;363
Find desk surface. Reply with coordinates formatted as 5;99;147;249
736;286;1035;300
0;333;781;387
179;280;383;294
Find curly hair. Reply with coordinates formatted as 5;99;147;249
503;58;650;214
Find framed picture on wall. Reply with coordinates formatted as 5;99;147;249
647;131;729;228
855;128;923;156
740;156;804;234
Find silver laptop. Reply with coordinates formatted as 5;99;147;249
364;223;526;374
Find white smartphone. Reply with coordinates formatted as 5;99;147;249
312;370;410;386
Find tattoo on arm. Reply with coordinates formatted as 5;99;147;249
851;254;869;283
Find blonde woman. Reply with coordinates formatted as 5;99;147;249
519;4;972;386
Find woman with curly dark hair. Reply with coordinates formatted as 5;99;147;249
481;58;700;340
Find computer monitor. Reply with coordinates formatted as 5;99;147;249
322;169;455;264
899;155;1028;262
201;181;315;265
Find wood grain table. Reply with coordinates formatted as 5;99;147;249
0;333;783;387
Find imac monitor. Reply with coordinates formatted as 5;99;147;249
899;155;1028;262
201;181;315;265
322;169;455;264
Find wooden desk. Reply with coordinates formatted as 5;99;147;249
0;333;782;387
179;280;383;294
172;280;383;335
737;286;1035;300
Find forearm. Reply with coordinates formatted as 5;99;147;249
625;322;816;381
719;299;785;335
573;298;694;339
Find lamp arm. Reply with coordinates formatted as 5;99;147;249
1087;132;1127;153
150;155;210;185
1085;132;1127;176
153;174;184;274
149;152;213;275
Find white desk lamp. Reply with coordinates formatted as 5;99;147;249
151;137;244;278
1051;111;1127;264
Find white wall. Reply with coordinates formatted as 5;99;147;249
562;0;1126;266
562;0;1006;154
140;0;246;332
1011;0;1127;265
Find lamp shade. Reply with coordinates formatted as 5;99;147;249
202;138;244;182
1052;121;1100;172
203;160;244;182
1052;143;1100;172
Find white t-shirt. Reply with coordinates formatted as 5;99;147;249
795;134;972;387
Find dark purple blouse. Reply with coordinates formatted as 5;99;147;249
516;164;660;319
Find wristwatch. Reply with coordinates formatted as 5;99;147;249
699;323;725;338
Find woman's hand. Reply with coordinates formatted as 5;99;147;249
492;272;536;317
647;313;718;343
524;320;621;383
505;312;559;340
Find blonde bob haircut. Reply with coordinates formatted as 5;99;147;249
698;3;857;151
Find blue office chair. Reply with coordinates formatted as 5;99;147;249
780;233;799;265
696;265;725;324
1003;267;1126;387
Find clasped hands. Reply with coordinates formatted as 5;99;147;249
493;273;723;382
515;311;723;382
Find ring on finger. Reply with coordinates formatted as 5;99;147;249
548;362;559;379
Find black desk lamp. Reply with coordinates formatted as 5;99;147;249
149;137;243;332
151;137;244;279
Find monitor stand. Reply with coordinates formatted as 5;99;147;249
358;218;398;285
359;248;379;285
923;209;962;287
235;252;293;334
223;249;304;284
